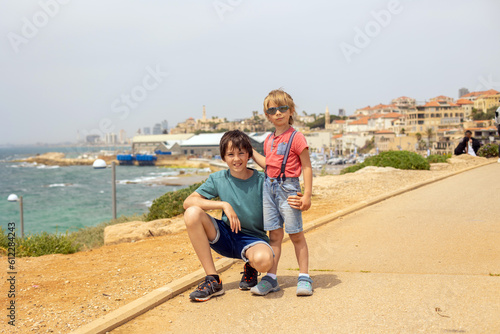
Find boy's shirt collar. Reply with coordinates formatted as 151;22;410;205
273;126;294;138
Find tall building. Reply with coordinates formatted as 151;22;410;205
86;135;100;144
324;106;330;125
161;120;169;134
143;127;151;135
202;105;207;122
459;87;470;98
105;133;117;144
119;129;127;144
338;108;345;117
152;123;162;135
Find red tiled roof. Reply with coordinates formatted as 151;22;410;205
369;112;404;119
461;89;499;98
423;101;440;107
380;112;404;118
371;103;397;109
466;126;498;131
333;120;346;124
456;99;474;105
433;95;452;100
358;104;399;111
350;117;369;125
333;134;343;139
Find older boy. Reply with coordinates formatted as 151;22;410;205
183;130;274;302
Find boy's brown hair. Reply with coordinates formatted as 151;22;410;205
219;130;253;160
263;89;297;125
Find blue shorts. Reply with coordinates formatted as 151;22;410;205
208;216;273;262
263;177;303;234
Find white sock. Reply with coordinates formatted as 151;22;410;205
299;273;310;279
266;273;277;280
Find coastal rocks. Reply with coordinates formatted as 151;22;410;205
24;152;97;166
103;218;185;245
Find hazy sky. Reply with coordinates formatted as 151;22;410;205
1;0;499;145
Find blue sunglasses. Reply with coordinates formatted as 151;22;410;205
265;105;290;115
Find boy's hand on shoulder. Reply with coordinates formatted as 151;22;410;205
222;202;241;233
287;192;311;211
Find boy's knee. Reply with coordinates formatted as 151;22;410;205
250;249;273;273
183;206;204;227
289;231;305;243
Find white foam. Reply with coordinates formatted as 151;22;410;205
47;183;73;187
37;165;60;169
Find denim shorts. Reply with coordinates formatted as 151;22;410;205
208;216;273;262
263;177;303;234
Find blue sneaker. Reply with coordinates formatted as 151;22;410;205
250;275;280;295
296;276;313;296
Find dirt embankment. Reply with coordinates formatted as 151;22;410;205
0;155;493;334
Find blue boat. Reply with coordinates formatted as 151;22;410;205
135;154;157;166
117;154;135;166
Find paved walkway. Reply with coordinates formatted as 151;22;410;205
113;163;500;333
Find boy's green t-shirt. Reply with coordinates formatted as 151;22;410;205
195;168;269;242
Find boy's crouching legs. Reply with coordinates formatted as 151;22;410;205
184;206;218;276
245;243;273;273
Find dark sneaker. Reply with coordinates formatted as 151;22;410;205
239;263;259;290
296;276;313;296
250;275;280;295
189;276;224;302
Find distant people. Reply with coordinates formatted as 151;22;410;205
496;101;500;162
454;130;481;156
496;101;500;137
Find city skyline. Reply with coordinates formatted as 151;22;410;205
2;0;500;145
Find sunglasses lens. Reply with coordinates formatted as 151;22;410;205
266;106;289;115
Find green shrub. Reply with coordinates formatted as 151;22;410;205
0;227;81;257
427;154;451;163
145;182;203;221
477;143;499;158
340;164;366;174
341;151;430;174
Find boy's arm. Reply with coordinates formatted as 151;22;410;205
183;192;241;233
252;149;266;169
288;149;312;211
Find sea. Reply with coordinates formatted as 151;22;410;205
0;146;197;235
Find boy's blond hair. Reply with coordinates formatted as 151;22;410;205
263;89;297;125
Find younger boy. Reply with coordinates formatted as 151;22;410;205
183;130;274;302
